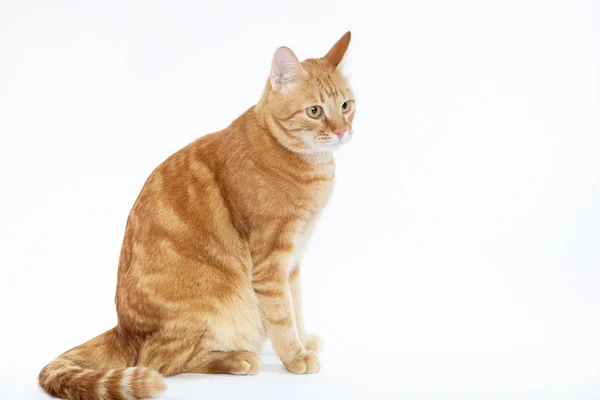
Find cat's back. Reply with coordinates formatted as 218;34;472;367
116;127;249;315
115;129;256;337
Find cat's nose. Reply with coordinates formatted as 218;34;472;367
334;130;346;139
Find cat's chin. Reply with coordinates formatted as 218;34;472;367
311;142;345;153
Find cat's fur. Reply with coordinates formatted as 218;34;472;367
39;32;354;400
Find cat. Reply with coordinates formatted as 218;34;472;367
39;31;355;400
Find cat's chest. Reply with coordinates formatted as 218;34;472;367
248;172;334;216
300;179;334;210
288;214;321;273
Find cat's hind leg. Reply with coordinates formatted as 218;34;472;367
137;329;262;376
184;350;262;375
136;329;205;376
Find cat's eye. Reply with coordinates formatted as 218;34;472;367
306;105;323;119
341;100;353;113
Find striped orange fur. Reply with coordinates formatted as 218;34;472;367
39;32;354;399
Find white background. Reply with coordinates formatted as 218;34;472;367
1;1;599;399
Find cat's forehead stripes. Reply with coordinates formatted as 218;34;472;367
301;58;347;102
315;75;338;98
311;75;347;105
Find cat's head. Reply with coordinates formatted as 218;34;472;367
259;32;355;155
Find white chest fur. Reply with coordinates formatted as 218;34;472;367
288;215;320;274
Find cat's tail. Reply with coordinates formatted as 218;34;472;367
38;327;166;400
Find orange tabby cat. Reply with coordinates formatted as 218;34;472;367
39;32;355;400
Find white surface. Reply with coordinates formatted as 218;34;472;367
1;0;600;399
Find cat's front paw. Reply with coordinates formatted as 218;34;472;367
302;334;323;352
285;351;320;374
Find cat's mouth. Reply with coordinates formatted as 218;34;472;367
301;130;353;153
312;138;350;152
311;131;352;150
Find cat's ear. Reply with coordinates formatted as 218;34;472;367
270;47;305;92
323;31;351;67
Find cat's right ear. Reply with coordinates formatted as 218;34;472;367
270;47;305;92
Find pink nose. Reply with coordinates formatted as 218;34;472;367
334;130;345;139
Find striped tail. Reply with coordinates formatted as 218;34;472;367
39;328;165;400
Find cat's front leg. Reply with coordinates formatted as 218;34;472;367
289;266;323;352
251;233;320;374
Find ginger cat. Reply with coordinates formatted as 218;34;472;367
39;32;355;400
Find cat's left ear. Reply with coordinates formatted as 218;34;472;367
323;31;351;68
270;46;305;92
